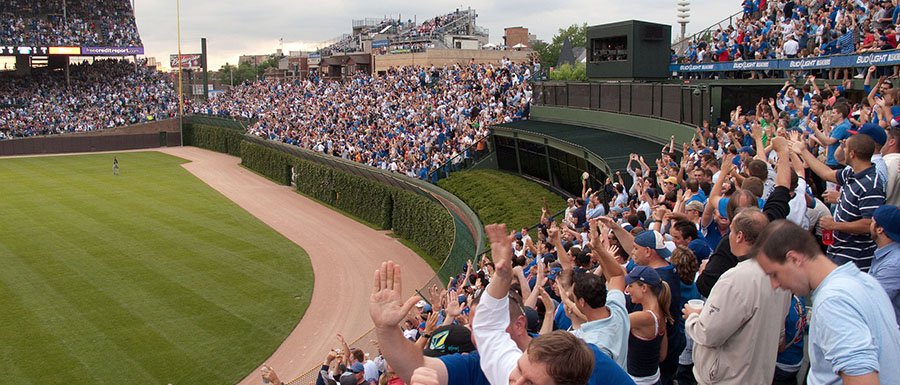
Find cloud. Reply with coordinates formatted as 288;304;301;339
135;0;738;71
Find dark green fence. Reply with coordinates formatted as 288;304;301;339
534;81;709;127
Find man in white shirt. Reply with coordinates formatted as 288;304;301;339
883;126;899;205
783;34;800;58
473;224;595;385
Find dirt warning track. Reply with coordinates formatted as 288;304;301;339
158;146;434;385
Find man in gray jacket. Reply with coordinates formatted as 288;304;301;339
681;138;793;384
682;208;790;384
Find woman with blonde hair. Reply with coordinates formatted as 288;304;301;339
625;265;673;384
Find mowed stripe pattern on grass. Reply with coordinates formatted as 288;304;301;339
0;152;313;385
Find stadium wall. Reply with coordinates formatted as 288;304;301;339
374;49;529;72
0;119;182;156
533;81;701;144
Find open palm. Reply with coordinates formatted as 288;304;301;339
369;261;419;329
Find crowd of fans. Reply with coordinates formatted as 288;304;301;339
394;10;474;43
0;59;177;139
193;60;534;181
319;9;480;57
676;0;900;78
261;67;899;385
0;0;142;47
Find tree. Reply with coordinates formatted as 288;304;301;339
549;63;587;81
535;23;587;70
217;63;238;87
216;57;279;86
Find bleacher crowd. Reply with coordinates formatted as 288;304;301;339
677;0;900;78
0;59;177;139
261;68;900;385
0;0;142;47
193;61;534;180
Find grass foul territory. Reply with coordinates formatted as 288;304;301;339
0;151;313;385
437;169;567;236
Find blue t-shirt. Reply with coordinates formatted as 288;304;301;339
703;221;727;253
438;344;636;385
777;295;807;367
827;120;852;166
554;303;572;331
686;189;708;205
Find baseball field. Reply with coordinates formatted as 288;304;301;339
0;151;314;384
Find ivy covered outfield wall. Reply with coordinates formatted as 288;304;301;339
182;116;482;279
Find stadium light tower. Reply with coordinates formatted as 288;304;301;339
677;0;690;41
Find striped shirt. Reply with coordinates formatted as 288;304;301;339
828;165;885;271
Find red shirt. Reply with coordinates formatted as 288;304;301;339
718;50;730;62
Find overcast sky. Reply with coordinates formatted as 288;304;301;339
133;0;739;71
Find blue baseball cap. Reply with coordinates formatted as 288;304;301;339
718;198;729;219
688;238;712;262
633;230;672;259
874;205;900;243
848;123;887;146
547;267;562;281
738;146;756;155
624;265;662;288
349;362;365;373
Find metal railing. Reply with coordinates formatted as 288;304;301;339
425;135;493;183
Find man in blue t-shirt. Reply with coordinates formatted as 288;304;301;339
810;102;852;168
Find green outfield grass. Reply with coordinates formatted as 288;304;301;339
0;152;313;385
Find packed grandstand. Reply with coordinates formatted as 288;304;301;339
191;61;533;179
1;0;142;47
675;0;900;79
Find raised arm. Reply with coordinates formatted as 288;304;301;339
701;154;735;228
791;137;837;183
597;215;635;256
370;261;449;385
589;218;625;292
750;122;768;162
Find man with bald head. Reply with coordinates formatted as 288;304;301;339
792;134;886;271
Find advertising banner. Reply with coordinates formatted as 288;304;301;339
49;46;81;55
670;49;900;72
372;40;389;48
170;54;202;69
0;46;49;55
82;46;144;55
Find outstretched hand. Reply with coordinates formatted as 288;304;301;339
445;291;462;319
484;224;515;299
370;261;421;330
